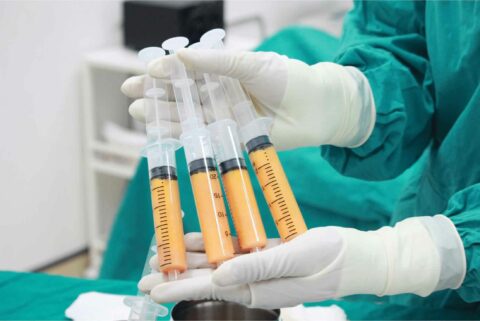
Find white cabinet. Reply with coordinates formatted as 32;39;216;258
81;48;145;277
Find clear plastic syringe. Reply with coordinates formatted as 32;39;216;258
191;42;267;253
200;29;308;242
138;47;187;281
161;37;235;265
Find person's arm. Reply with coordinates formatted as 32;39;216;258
441;184;480;302
322;1;434;180
139;214;466;309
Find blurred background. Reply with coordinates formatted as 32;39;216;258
0;0;351;278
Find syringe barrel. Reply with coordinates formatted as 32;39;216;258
217;76;271;146
198;73;233;122
148;164;187;275
145;142;187;276
200;29;308;242
163;38;235;265
219;76;250;108
139;47;186;277
246;136;308;241
145;140;179;172
180;128;215;165
181;128;235;265
169;57;204;133
207;119;243;166
236;112;271;149
143;76;173;142
198;66;267;252
208;121;268;252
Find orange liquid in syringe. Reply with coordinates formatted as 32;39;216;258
189;158;235;265
248;138;307;241
220;159;267;252
150;167;187;275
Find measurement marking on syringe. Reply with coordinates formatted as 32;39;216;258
256;163;270;171
284;232;297;240
262;182;275;190
276;214;290;223
269;198;281;206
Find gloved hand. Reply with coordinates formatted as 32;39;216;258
139;215;465;309
139;233;281;303
121;49;376;150
121;71;183;138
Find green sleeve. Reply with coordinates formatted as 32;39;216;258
322;1;434;180
443;184;480;302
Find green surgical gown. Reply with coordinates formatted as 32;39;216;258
322;0;480;311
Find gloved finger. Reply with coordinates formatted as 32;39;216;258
121;75;145;99
146;54;180;78
138;268;213;293
149;269;251;305
212;230;339;287
183;232;205;252
185;232;243;253
264;238;282;249
128;99;145;122
128;99;180;122
187;252;216;269
122;75;177;103
247;277;334;309
138;272;167;293
149;254;159;271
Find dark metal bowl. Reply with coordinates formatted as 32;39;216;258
171;300;280;321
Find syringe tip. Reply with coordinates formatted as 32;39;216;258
167;270;180;282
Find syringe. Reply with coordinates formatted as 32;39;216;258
191;42;267;253
138;47;187;280
161;37;235;265
200;29;308;242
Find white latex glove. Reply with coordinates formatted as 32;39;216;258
140;216;465;309
121;49;376;150
121;73;183;138
139;232;281;303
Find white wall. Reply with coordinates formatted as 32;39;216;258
0;1;122;270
